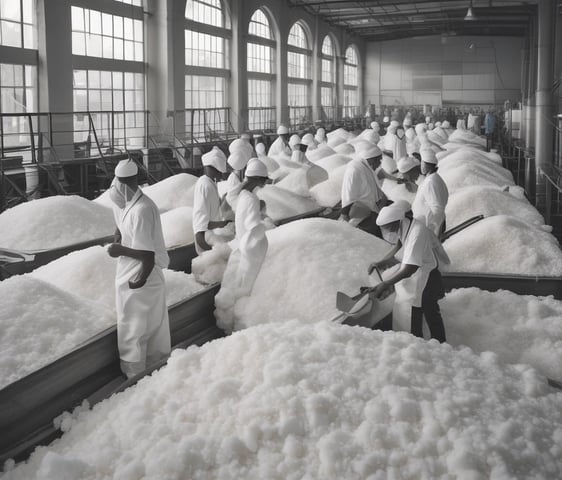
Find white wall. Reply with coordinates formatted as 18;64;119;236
364;35;524;111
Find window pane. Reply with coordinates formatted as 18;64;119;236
73;89;87;110
90;10;101;35
114;16;123;38
102;13;112;36
23;0;32;24
73;70;87;88
23;23;33;49
102;35;113;58
134;19;142;41
114;38;124;60
100;71;112;89
1;0;21;22
71;6;84;31
2;20;22;48
1;63;13;85
124;18;133;40
124;40;134;61
112;71;123;89
88;70;100;88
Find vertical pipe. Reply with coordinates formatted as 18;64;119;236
535;0;557;208
525;16;537;151
520;31;530;143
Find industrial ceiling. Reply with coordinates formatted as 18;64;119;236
287;0;540;41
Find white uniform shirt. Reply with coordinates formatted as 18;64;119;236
192;175;221;234
268;137;291;157
235;190;263;243
341;159;384;213
113;190;169;269
412;171;449;235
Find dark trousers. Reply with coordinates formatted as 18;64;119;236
486;133;494;152
357;212;382;239
411;268;446;342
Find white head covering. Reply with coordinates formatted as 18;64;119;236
370;121;379;130
425;116;431;123
301;133;318;149
202;147;227;173
376;203;407;226
434;121;442;128
390;120;400;128
442;120;450;129
115;159;138;178
255;143;266;155
421;148;438;165
397;156;421;173
405;128;416;140
289;134;302;148
357;142;382;160
403;117;412;127
245;158;268;178
277;125;289;135
427;123;434;130
228;151;249;171
387;125;397;135
415;123;428;135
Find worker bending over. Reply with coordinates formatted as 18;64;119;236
107;159;171;378
268;125;292;157
215;158;270;332
412;148;449;236
192;147;232;254
366;202;450;343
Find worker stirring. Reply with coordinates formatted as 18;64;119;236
366;202;450;343
107;159;171;379
192;147;232;255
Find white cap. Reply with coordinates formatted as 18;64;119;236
383;116;390;123
301;133;317;148
415;123;427;135
202;147;227;173
228;151;249;171
376;203;406;226
241;133;251;141
390;120;400;128
316;127;326;136
405;128;416;140
397;156;421;173
370;121;379;129
427;123;434;130
442;121;450;129
387;125;397;135
115;159;138;178
255;143;266;155
277;125;289;135
229;138;247;153
421;148;438;164
245;158;268;178
289;134;302;148
435;121;442;127
357;143;382;160
403;118;412;127
425;116;431;123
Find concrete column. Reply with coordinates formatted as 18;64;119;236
519;30;530;143
276;14;288;126
311;16;321;123
229;0;246;133
535;0;557;206
525;15;537;151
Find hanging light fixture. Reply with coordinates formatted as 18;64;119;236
464;1;477;21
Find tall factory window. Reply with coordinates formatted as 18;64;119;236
287;21;311;129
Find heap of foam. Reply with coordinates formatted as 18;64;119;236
443;215;562;275
160;206;195;248
5;321;562;480
446;186;545;228
306;144;336;163
0;196;114;250
442;287;562;382
142;173;199;212
437;156;514;193
31;246;205;311
381;179;417;205
438;146;502;165
312;153;351;173
256;185;320;222
0;275;115;389
215;218;391;331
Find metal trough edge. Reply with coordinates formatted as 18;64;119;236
442;272;562;299
0;284;221;464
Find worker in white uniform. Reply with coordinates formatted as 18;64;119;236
268;125;292;157
365;202;450;342
340;143;388;236
315;127;327;145
215;158;270;333
225;139;252;192
396;156;422;193
107;159;170;378
412;148;449;236
192;147;231;254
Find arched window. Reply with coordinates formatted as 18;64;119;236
287;22;311;129
184;0;230;141
247;9;275;131
320;35;336;123
343;45;359;119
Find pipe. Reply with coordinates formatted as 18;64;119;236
534;0;557;209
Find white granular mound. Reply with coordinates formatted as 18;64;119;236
310;164;348;207
31;246;204;311
256;185;320;221
0;275;115;389
160;206;194;248
438;145;502;165
191;242;232;285
312;153;351;173
438;160;513;193
442;287;562;382
446;186;545;228
217;218;391;331
0;196;114;250
438;149;513;183
306;144;336;162
443;215;562;275
142;173;199;212
381;178;416;205
448;128;487;147
4;321;562;480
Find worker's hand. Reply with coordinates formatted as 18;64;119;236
128;258;154;289
368;260;392;275
107;243;125;258
369;281;392;299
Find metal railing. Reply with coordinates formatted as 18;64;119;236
288;106;313;130
538;164;562;225
246;107;276;133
